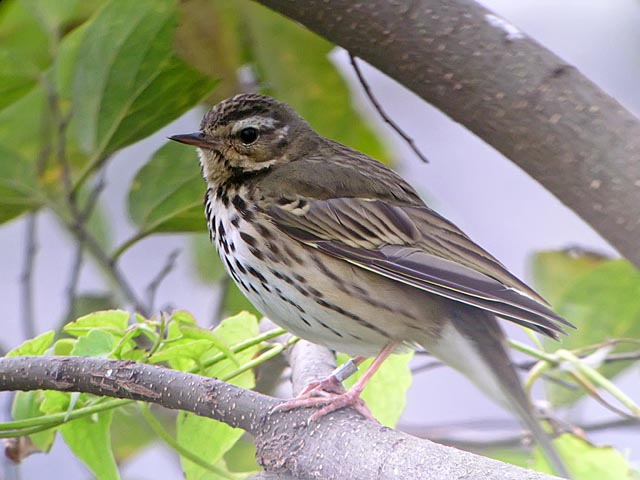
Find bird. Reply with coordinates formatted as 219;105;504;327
170;93;573;476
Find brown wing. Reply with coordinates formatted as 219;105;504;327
268;197;573;339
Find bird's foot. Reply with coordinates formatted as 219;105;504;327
275;386;375;422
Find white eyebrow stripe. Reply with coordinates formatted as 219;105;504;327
231;116;279;134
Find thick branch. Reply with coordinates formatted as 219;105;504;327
256;0;640;267
0;355;559;479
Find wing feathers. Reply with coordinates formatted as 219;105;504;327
269;198;573;339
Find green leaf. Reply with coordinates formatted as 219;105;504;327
64;309;130;337
175;312;260;478
22;0;82;34
0;0;50;111
242;1;389;162
11;391;56;452
128;142;204;234
40;390;71;414
179;324;239;366
6;330;55;357
531;249;608;306
532;434;638;479
175;0;245;102
204;312;260;385
338;351;413;427
544;260;640;406
71;0;217;157
54;338;76;356
177;412;243;480
0;49;39;112
60;410;120;480
149;339;215;366
71;329;115;357
0;125;43;224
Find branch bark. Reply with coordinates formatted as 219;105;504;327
255;0;640;268
0;353;559;480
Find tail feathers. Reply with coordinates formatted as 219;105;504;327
423;310;570;478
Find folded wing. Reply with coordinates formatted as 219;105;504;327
268;197;573;339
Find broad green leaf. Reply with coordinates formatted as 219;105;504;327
6;330;55;357
204;312;259;385
64;309;130;337
54;338;76;356
61;411;120;480
191;233;226;284
176;312;259;480
11;391;56;452
0;50;39;112
177;412;243;480
532;434;638;479
175;0;245;102
148;339;215;365
338;351;413;427
544;260;640;406
128;142;204;234
71;329;115;357
106;56;218;154
177;312;259;479
40;390;71;414
242;1;389;162
179;324;239;366
0;0;50;110
531;249;608;306
21;0;86;35
0;89;47;224
71;0;217;157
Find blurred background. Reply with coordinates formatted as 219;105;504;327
1;0;639;477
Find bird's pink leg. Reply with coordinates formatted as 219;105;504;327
275;343;397;422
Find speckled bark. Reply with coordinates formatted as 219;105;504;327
0;354;560;479
256;0;640;267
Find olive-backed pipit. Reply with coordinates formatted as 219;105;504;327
170;93;572;476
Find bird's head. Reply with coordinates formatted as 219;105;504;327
170;93;316;185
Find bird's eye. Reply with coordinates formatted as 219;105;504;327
239;127;259;145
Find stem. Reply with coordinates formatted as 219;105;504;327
220;337;299;382
196;328;287;372
111;230;148;262
20;214;39;339
556;349;640;416
0;399;130;435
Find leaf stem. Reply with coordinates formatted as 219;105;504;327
0;398;130;436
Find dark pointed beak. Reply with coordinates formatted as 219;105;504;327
169;132;218;149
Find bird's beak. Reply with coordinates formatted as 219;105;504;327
169;132;219;149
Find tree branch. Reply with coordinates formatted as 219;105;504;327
0;355;560;479
256;0;640;268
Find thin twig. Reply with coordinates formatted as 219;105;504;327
410;357;577;390
145;249;180;314
64;172;108;322
42;77;147;316
19;214;38;340
400;415;640;451
517;350;640;371
64;245;84;323
348;53;429;163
